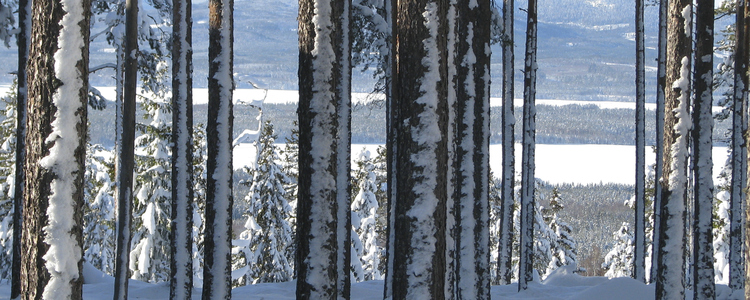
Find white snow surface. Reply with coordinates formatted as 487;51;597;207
0;263;745;299
234;143;729;185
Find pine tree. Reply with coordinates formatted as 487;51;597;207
388;0;451;298
22;0;91;297
171;0;195;296
83;144;116;276
192;123;208;287
203;0;234;296
0;88;17;280
129;98;172;283
633;0;646;283
655;0;691;297
297;0;352;298
602;222;634;279
692;0;716;296
650;0;667;284
351;149;382;281
713;189;731;284
234;121;294;284
519;0;538;291
544;188;577;275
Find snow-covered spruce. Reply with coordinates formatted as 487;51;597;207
129;98;172;283
350;149;383;281
232;121;294;285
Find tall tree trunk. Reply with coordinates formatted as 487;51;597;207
497;0;515;285
202;0;233;297
334;0;352;298
383;0;397;297
692;0;715;297
453;0;491;298
650;0;667;284
390;0;450;298
22;0;91;297
655;1;691;298
296;0;351;298
11;0;30;297
633;0;646;283
732;0;750;292
518;0;537;291
170;0;194;297
113;0;138;298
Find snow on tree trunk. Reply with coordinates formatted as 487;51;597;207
692;0;715;297
655;2;691;299
383;0;397;297
518;0;537;291
203;0;233;297
113;0;138;298
732;0;750;293
22;0;91;297
296;0;351;298
633;0;646;283
170;0;194;297
11;0;30;297
390;0;450;299
334;0;352;296
497;0;516;286
650;0;667;285
453;0;491;298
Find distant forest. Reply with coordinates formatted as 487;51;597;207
87;101;732;148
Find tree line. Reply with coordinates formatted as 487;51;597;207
2;0;750;300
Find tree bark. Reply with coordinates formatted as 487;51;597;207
453;0;491;298
633;0;646;283
296;0;351;298
11;0;30;297
202;0;233;297
655;1;691;298
692;0;715;297
497;0;516;285
390;0;450;298
383;0;397;297
732;0;750;292
113;0;138;298
650;0;667;284
22;0;90;297
170;0;194;297
518;0;538;291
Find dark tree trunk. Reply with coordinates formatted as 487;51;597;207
22;0;90;297
519;0;538;291
650;0;667;284
732;0;750;293
692;0;715;297
113;0;138;298
390;0;450;298
383;0;397;297
497;0;516;285
333;1;352;298
453;0;491;298
296;0;351;298
202;0;233;297
655;0;691;298
633;0;646;283
11;0;30;297
170;0;194;297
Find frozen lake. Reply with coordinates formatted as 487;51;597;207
234;143;730;185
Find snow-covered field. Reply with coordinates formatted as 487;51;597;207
0;264;743;299
235;143;729;185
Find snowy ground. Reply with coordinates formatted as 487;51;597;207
0;264;743;299
235;143;729;185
